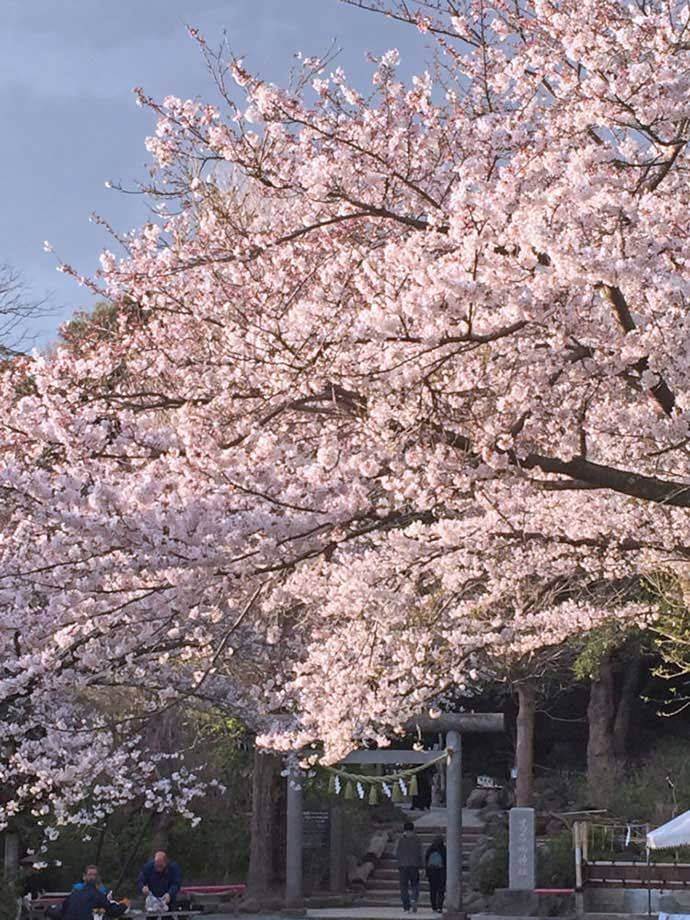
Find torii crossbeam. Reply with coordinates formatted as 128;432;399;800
285;713;504;920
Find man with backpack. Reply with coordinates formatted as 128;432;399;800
396;821;423;913
425;836;447;912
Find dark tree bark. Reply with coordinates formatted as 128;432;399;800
515;682;536;807
151;812;173;854
247;749;283;898
613;652;641;760
142;709;179;857
587;655;618;801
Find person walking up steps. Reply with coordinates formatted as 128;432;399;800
425;835;447;912
396;821;423;913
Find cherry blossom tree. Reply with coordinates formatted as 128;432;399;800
0;0;687;828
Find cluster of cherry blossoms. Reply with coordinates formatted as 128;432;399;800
0;0;689;821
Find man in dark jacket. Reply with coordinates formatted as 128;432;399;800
425;836;447;912
72;864;107;895
61;866;128;920
138;851;182;910
396;822;423;913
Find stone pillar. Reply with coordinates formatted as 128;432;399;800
285;766;304;911
444;730;465;920
329;804;346;893
3;833;18;880
509;807;536;890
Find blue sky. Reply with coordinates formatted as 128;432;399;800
1;0;426;345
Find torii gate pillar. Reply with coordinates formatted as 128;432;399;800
283;713;503;916
405;714;503;920
445;730;463;918
285;765;304;911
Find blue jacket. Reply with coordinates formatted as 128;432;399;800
61;884;126;920
137;861;182;900
72;882;107;895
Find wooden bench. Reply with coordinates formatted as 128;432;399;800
24;885;247;919
23;892;70;920
180;885;246;915
130;886;247;917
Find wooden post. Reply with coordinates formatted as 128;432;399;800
574;821;585;919
329;804;345;893
3;833;18;880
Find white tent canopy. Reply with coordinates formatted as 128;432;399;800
647;810;690;849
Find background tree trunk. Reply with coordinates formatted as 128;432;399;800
247;749;283;898
143;709;178;857
151;813;173;854
515;682;536;807
587;655;618;802
613;652;641;761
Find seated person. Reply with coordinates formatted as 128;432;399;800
72;865;107;895
138;851;181;910
61;866;128;920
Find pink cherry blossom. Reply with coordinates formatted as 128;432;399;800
0;0;689;824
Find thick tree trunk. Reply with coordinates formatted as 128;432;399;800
151;813;173;854
613;652;641;761
143;709;178;857
515;682;536;807
247;749;283;898
587;655;618;802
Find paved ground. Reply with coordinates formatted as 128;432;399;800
306;909;439;920
199;911;655;920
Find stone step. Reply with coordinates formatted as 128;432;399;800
373;868;470;881
367;876;470;891
394;830;482;840
366;873;469;894
378;859;471;870
383;835;481;853
368;870;471;884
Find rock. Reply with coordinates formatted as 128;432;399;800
464;892;487;911
469;842;491;871
485;789;502;807
490;888;540;916
485;813;509;834
480;803;504;821
239;895;284;913
490;889;575;917
469;846;497;893
467;788;488;808
478;848;497;870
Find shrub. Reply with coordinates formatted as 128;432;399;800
476;828;508;895
538;833;575;888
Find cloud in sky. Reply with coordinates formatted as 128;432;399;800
0;0;427;344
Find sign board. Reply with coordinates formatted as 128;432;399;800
477;775;501;788
303;811;330;849
509;807;536;890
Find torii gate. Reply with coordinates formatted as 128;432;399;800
285;712;504;919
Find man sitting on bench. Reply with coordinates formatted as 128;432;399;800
138;851;182;912
61;865;128;920
72;865;108;896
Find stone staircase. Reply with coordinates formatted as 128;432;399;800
357;824;483;909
